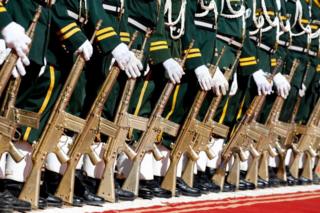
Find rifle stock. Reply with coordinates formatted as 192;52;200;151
19;20;102;208
122;41;195;196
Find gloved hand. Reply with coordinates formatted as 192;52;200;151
229;72;238;96
273;73;291;99
75;40;93;61
112;43;130;70
163;58;184;84
124;51;143;78
253;69;273;95
12;58;26;78
1;22;31;66
195;65;214;91
299;83;306;97
0;39;11;65
212;67;229;95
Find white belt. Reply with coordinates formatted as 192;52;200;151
250;36;275;53
67;10;87;24
309;50;317;56
128;17;148;32
194;20;214;30
288;45;309;53
216;34;242;48
102;4;122;13
278;40;290;47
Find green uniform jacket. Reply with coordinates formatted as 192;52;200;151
127;0;171;65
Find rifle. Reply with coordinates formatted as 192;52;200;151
180;50;241;188
245;59;300;186
96;30;152;203
121;41;195;196
54;31;142;205
276;63;310;181
289;98;320;179
211;61;283;189
19;20;103;209
0;7;43;162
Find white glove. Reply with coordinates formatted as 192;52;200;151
212;67;229;95
12;58;26;78
75;40;93;61
112;43;130;70
163;58;184;84
0;39;11;65
229;72;238;96
195;65;214;91
125;51;143;78
273;73;291;99
1;22;31;66
299;83;306;97
253;69;273;95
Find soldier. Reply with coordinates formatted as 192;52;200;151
0;2;32;211
0;0;96;209
274;0;316;186
36;0;143;206
80;0;141;202
239;0;292;189
285;0;320;185
192;0;244;193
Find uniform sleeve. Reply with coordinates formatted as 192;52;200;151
51;1;88;54
0;2;13;31
237;34;260;76
88;0;121;54
148;1;171;65
118;4;131;45
181;0;204;70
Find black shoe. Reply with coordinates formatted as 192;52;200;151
40;171;63;208
115;179;136;201
257;178;268;189
175;188;181;197
195;172;220;193
140;179;172;198
81;190;105;206
1;190;31;212
38;197;48;209
268;167;280;187
286;174;299;186
268;177;280;187
285;167;299;186
313;173;320;185
74;170;105;206
43;194;63;208
193;181;210;194
0;193;13;213
239;171;255;190
2;179;32;212
72;195;84;207
222;182;236;192
138;186;154;199
298;176;312;185
176;177;201;197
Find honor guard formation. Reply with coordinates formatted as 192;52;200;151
0;0;319;211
